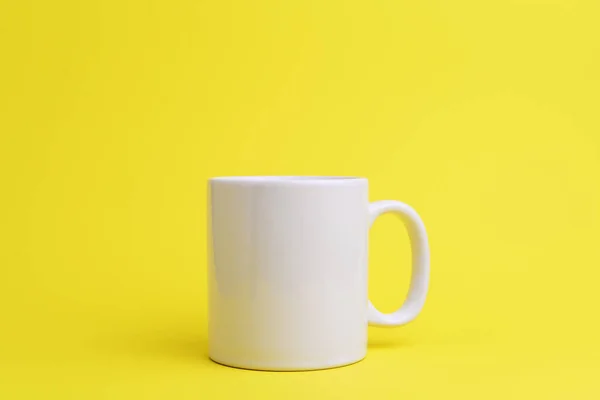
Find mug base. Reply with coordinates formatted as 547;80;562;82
209;355;365;372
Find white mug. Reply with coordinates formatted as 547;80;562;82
208;176;430;371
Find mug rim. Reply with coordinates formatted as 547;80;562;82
209;176;367;185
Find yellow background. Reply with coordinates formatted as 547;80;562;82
1;0;599;398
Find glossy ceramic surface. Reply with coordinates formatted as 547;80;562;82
208;176;429;371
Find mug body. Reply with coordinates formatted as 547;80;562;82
208;176;369;370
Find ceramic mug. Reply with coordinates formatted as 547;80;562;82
208;176;429;371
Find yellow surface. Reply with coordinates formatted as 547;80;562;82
1;0;600;398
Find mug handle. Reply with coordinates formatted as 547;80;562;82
368;200;430;326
